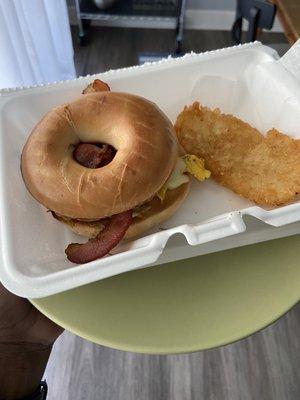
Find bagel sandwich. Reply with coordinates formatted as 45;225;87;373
21;80;210;264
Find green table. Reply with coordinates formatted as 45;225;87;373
32;235;300;354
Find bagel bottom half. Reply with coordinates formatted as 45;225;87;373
53;182;190;240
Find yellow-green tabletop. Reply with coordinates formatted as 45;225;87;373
32;235;300;354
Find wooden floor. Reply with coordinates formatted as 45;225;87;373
44;27;299;400
72;26;288;76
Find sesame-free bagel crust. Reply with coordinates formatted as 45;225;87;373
21;92;178;219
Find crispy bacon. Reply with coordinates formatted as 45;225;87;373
65;210;133;264
73;143;116;168
82;79;110;94
66;78;126;263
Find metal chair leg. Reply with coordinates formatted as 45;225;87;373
74;0;84;37
175;0;186;54
74;0;91;45
231;0;276;45
248;6;260;42
232;16;243;44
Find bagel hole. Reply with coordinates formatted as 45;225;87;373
73;142;116;169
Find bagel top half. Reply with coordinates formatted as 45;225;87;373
21;92;179;220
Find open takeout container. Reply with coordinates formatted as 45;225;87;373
1;41;300;298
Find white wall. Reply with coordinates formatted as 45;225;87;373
187;0;236;11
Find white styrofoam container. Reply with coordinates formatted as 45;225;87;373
1;41;300;298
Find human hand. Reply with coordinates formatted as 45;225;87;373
0;283;63;399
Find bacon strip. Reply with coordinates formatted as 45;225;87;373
66;78;124;263
73;143;116;168
65;210;133;264
82;79;110;94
